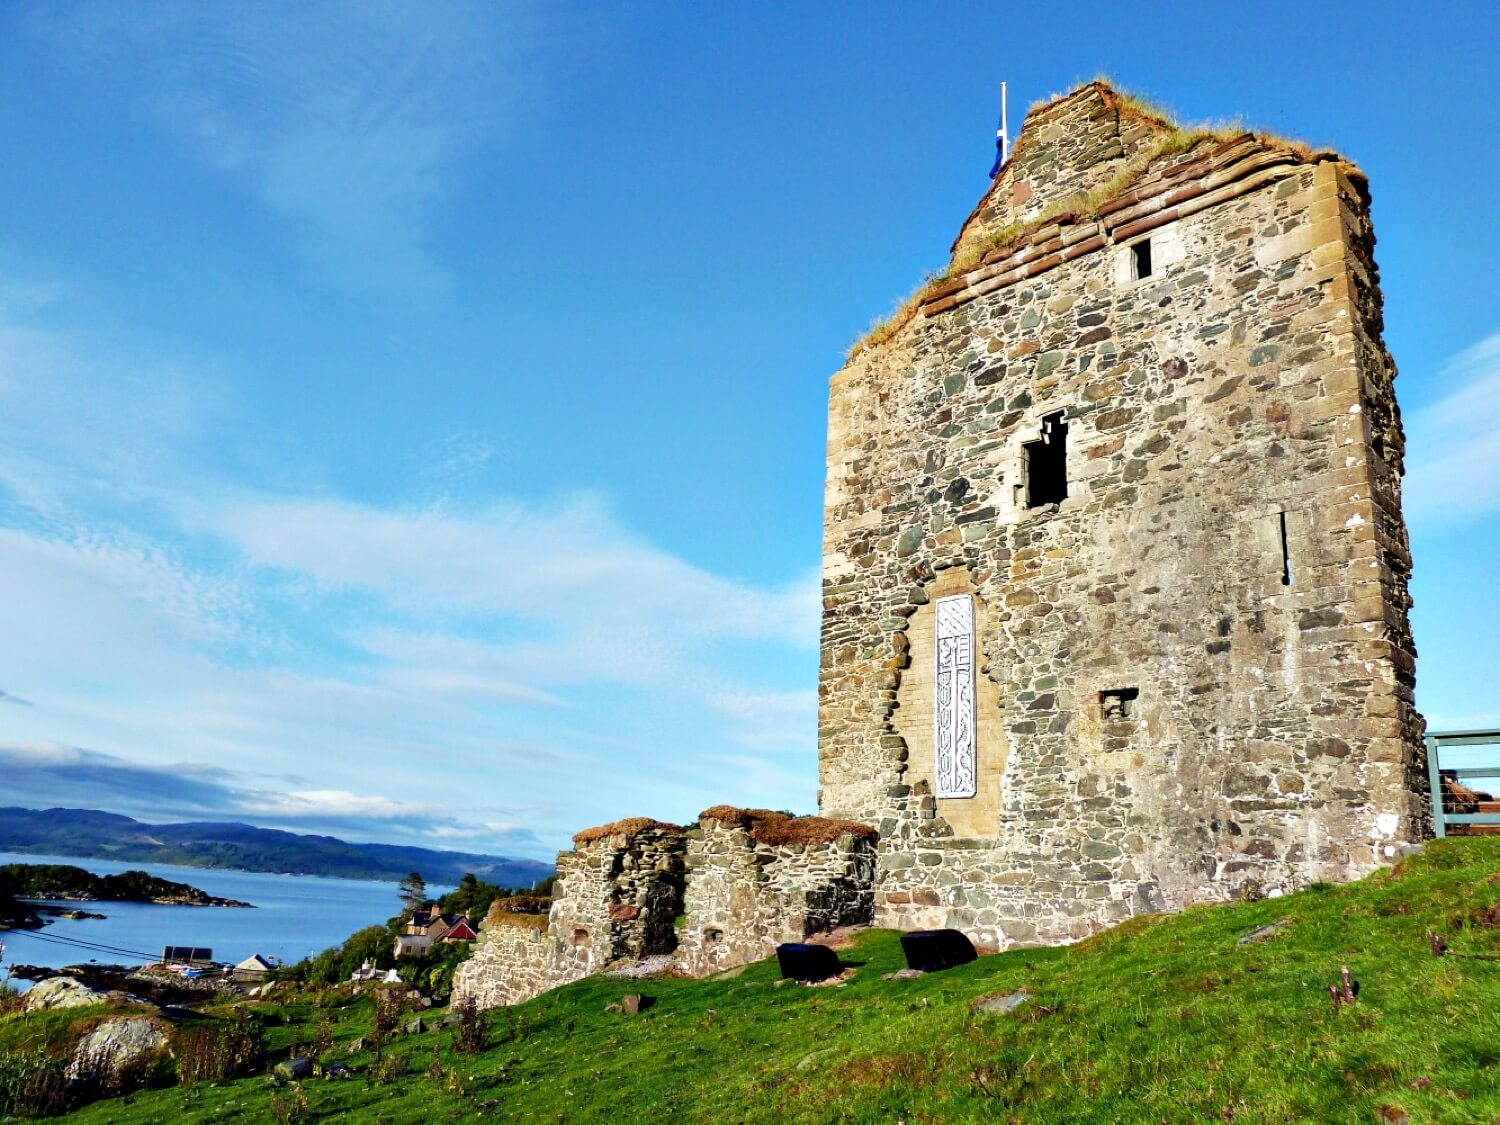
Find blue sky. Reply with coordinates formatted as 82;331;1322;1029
0;1;1495;861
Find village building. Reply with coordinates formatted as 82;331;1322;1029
350;960;401;983
231;953;276;982
393;908;477;958
157;945;213;967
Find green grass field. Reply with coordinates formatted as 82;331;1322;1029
11;837;1500;1123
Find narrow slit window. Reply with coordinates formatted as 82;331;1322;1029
1130;238;1153;280
1024;411;1069;508
1278;511;1294;585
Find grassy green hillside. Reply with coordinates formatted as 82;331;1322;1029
14;838;1500;1123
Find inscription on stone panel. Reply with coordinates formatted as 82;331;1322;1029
934;594;977;798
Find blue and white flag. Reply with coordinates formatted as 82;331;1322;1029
988;118;1007;178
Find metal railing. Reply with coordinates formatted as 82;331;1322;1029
1426;729;1500;838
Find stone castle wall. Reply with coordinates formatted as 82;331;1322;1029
551;819;687;969
956;83;1167;249
453;819;687;1010
819;82;1426;950
450;913;553;1010
454;812;878;1007
675;809;878;977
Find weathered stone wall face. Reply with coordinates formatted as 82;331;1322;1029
675;813;878;977
550;822;687;971
452;821;687;1010
819;84;1425;950
450;917;553;1010
957;84;1168;251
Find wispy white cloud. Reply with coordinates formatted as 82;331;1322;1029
204;493;817;648
415;433;498;496
0;292;231;519
30;0;543;284
241;788;438;821
706;687;818;752
1404;330;1500;526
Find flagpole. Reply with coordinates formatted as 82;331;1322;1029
989;82;1010;179
1001;81;1009;164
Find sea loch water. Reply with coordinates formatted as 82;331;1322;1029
0;851;444;982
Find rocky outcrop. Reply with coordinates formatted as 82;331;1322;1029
0;863;252;907
23;976;110;1012
67;1016;171;1086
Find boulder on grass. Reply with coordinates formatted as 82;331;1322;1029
24;976;109;1012
67;1017;172;1085
775;943;842;983
275;1056;314;1080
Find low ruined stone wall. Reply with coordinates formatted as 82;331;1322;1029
451;914;556;1009
557;818;687;968
675;808;878;977
452;819;687;1012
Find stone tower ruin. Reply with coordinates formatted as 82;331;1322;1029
451;81;1431;1013
817;81;1427;948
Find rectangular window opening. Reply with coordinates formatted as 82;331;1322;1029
1100;687;1139;721
1024;411;1069;508
1278;511;1294;586
1130;238;1153;280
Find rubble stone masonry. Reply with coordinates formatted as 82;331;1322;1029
675;809;878;977
453;820;686;1009
818;81;1426;949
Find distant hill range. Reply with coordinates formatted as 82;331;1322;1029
0;807;553;887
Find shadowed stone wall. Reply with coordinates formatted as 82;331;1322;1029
675;809;878;977
453;819;687;1010
819;81;1426;950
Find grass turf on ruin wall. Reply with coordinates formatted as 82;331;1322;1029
31;836;1500;1123
697;806;878;847
846;83;1327;364
570;817;684;847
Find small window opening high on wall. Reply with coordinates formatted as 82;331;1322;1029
1130;238;1153;280
1024;411;1069;508
1101;687;1139;721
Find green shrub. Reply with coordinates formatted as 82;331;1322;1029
0;1047;69;1118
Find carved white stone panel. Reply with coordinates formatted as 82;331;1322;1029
934;594;976;798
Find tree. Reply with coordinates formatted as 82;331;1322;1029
398;872;427;916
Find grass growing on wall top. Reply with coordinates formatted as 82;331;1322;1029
28;836;1500;1123
845;79;1325;364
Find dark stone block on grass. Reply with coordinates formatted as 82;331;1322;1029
899;928;977;973
776;942;842;983
276;1056;314;1080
